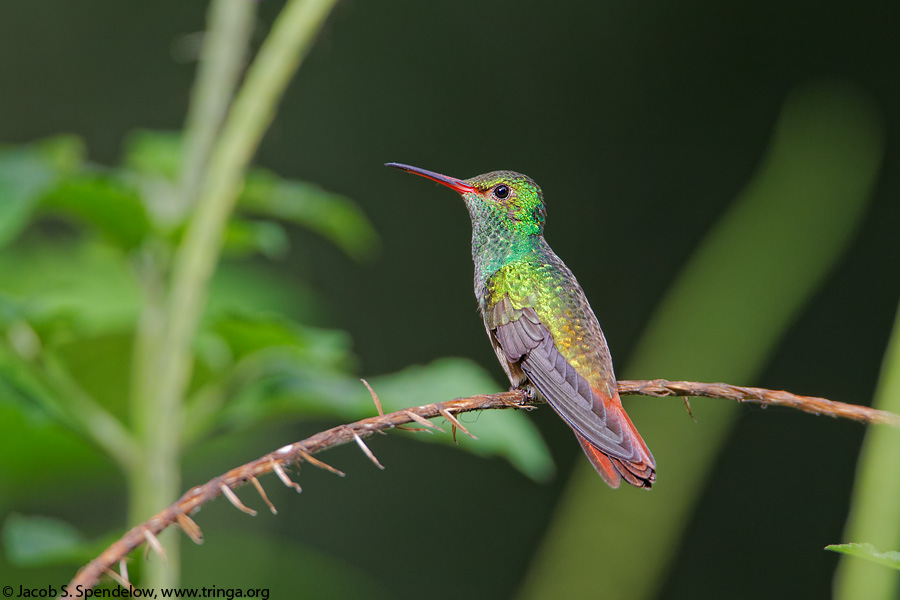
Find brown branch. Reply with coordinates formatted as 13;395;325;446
64;381;899;594
617;380;900;426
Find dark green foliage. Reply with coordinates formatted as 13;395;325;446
0;131;551;571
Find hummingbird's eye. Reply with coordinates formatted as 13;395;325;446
493;185;510;199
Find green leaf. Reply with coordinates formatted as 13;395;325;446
209;260;323;321
185;314;357;439
1;513;96;567
192;363;361;437
828;543;900;570
222;217;290;258
206;311;354;369
0;136;86;248
33;135;86;173
0;401;110;495
0;241;141;336
0;240;323;342
0;355;67;426
121;130;188;230
123;129;183;180
0;294;80;351
240;169;379;261
39;175;151;250
0;153;55;246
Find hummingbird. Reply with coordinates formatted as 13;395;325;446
386;163;655;488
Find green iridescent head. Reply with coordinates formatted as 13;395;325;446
386;163;546;236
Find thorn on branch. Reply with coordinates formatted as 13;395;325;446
62;379;900;596
683;396;695;421
296;448;346;477
406;411;443;433
361;378;383;416
250;476;278;515
439;407;477;440
271;460;302;493
142;529;166;564
221;484;257;516
353;433;385;469
101;560;132;591
363;377;427;432
119;560;130;587
176;513;204;544
397;424;429;432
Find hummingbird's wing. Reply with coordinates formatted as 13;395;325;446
488;295;655;488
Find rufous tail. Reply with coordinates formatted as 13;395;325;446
574;406;656;489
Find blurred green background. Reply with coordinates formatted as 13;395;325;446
1;1;899;599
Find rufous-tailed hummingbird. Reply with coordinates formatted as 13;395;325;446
386;163;656;488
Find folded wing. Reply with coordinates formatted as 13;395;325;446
488;295;656;488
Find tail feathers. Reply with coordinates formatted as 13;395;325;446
575;433;623;488
574;404;656;489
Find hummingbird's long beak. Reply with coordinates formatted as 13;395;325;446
385;162;475;194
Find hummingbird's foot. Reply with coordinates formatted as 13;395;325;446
503;386;538;410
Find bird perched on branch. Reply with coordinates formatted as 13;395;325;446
386;163;655;488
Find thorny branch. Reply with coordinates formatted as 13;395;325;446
65;380;900;594
617;380;900;426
